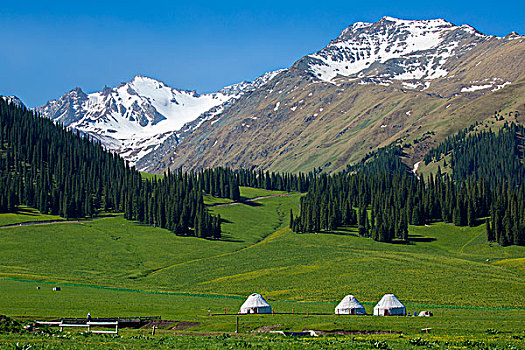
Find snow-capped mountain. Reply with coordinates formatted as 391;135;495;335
295;16;487;85
30;17;525;174
218;70;285;96
36;76;231;138
35;72;283;165
140;17;524;174
1;96;25;108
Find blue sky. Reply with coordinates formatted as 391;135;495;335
1;0;524;107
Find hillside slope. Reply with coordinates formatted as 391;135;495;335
142;17;525;174
35;72;283;165
0;192;523;308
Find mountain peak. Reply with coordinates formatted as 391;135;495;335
298;16;487;83
345;17;453;35
69;87;87;98
101;85;112;96
131;75;160;84
505;31;524;39
379;16;408;24
34;70;284;167
378;16;450;25
1;95;25;108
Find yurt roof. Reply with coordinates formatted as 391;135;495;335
240;293;271;309
335;295;365;310
374;294;405;309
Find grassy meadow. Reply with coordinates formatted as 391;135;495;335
0;206;64;226
0;187;524;348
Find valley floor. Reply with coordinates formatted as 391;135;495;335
0;188;523;348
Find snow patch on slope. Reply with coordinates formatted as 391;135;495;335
461;84;492;92
460;78;511;93
1;95;25;108
305;17;486;84
36;70;285;166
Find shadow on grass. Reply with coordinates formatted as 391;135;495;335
14;207;41;216
408;234;437;243
391;239;411;245
217;233;243;243
321;230;359;237
239;201;263;207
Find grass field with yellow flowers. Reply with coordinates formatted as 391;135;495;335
0;187;523;349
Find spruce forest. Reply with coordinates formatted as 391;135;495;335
0;99;223;238
0;99;524;246
0;99;306;238
291;123;525;246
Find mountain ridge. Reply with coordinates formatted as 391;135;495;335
1;96;25;108
141;17;525;174
33;71;284;164
8;16;525;174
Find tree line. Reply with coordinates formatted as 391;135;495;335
1;98;523;245
0;99;221;238
292;124;525;246
197;167;312;201
126;169;221;238
424;121;525;189
0;99;314;238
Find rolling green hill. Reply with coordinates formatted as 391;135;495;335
1;188;524;348
1;188;523;314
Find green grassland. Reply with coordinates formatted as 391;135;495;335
0;189;524;348
3;329;523;350
139;171;165;180
203;186;290;205
0;206;64;226
238;186;290;199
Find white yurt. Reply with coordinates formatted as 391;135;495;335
239;293;272;314
335;295;366;315
373;294;406;316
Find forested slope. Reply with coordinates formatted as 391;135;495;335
0;99;222;237
292;123;525;246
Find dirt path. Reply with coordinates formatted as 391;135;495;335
0;220;80;228
0;216;121;229
208;194;297;207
